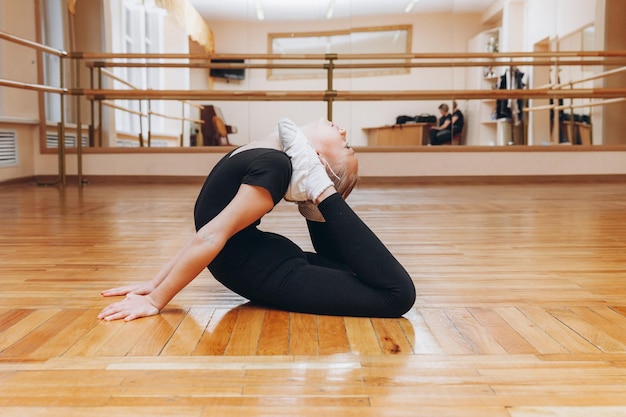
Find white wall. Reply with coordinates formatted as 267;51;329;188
501;1;525;52
524;0;596;49
0;0;40;183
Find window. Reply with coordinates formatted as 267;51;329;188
40;0;66;123
113;0;163;135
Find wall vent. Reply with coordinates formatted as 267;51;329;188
0;131;18;167
46;133;89;148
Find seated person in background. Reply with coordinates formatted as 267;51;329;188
429;103;453;145
451;100;464;137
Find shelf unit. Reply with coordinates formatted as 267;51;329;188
466;28;501;146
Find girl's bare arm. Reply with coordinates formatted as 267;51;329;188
98;184;275;321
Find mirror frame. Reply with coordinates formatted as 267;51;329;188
267;25;412;80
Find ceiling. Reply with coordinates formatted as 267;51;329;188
189;0;496;22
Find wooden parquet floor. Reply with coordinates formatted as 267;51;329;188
1;179;626;416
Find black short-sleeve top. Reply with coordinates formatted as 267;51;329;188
193;148;292;232
192;148;294;280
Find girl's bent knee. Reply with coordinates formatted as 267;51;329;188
384;279;416;317
397;287;417;316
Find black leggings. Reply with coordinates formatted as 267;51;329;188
429;128;452;145
212;193;416;318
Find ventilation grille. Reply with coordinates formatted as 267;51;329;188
46;134;89;148
116;139;171;147
0;131;18;167
116;139;140;148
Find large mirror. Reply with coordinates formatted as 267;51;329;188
39;0;625;151
268;25;411;80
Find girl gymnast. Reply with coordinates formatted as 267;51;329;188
98;117;415;321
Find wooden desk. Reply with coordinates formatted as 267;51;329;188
560;121;592;145
362;123;433;146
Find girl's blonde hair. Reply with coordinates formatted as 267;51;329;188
320;155;359;200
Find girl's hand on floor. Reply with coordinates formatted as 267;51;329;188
101;281;155;297
98;293;160;321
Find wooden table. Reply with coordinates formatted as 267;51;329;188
363;123;433;146
560;121;592;145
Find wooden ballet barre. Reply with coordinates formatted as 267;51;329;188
183;101;204;110
88;62;330;70
0;78;67;94
76;52;338;61
100;69;141;90
147;110;203;124
336;89;626;100
551;66;626;89
0;30;66;57
83;59;625;71
524;66;626;113
99;69;204;111
101;100;147;146
341;51;626;60
77;89;327;101
75;88;626;102
96;67;205;145
79;53;336;69
0;30;69;186
553;98;625;111
331;59;624;70
524;98;626;113
73;50;626;62
98;69;203;107
101;100;147;117
523;103;558;112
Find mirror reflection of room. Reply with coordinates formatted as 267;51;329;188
27;0;626;150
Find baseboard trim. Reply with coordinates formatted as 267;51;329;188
32;174;206;186
25;173;626;187
0;176;38;187
359;174;626;185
